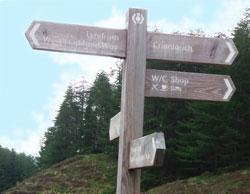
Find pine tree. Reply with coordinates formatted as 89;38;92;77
175;8;250;174
0;147;38;192
143;59;200;180
84;72;114;153
39;85;85;168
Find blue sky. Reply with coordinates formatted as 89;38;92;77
0;0;249;156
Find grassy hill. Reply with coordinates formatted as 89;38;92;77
145;169;250;194
4;154;117;194
4;154;250;194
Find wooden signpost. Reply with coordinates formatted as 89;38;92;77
145;69;236;102
26;8;238;194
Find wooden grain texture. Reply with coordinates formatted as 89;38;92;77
147;32;238;65
129;132;166;169
25;21;126;58
145;69;236;102
109;112;121;141
116;8;147;194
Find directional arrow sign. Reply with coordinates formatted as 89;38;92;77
145;69;236;102
109;112;121;141
26;21;126;58
147;32;238;65
129;132;166;169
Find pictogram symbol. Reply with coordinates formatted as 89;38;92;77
132;12;144;24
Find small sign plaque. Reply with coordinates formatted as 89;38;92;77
145;69;236;102
26;21;126;58
147;32;238;65
129;132;166;169
109;112;121;141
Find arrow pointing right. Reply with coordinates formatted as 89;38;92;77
145;69;236;102
147;32;238;66
223;78;234;100
225;41;237;64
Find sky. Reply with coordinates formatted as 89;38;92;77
0;0;249;156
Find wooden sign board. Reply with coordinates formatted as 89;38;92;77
147;32;238;65
25;22;238;66
129;132;166;169
109;112;121;141
25;21;126;58
145;69;236;102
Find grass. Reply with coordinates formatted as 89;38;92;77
4;154;117;194
4;154;250;194
145;168;250;194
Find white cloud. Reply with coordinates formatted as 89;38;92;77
20;132;41;156
96;7;125;29
149;0;249;35
44;63;82;120
0;112;50;156
49;52;118;83
148;17;205;34
0;136;15;150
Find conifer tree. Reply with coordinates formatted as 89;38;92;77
0;146;38;192
175;8;250;173
84;72;114;153
39;85;85;168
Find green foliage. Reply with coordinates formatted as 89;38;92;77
38;64;122;169
0;147;38;192
143;60;201;180
175;8;250;176
84;72;114;153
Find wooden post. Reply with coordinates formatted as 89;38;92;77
116;8;147;194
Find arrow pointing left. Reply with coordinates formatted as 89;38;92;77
29;23;40;47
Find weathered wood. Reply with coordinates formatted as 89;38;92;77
145;69;236;102
109;112;121;141
25;21;238;66
129;132;166;169
25;21;126;58
116;8;147;194
147;32;238;65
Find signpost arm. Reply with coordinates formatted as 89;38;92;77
116;8;147;194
